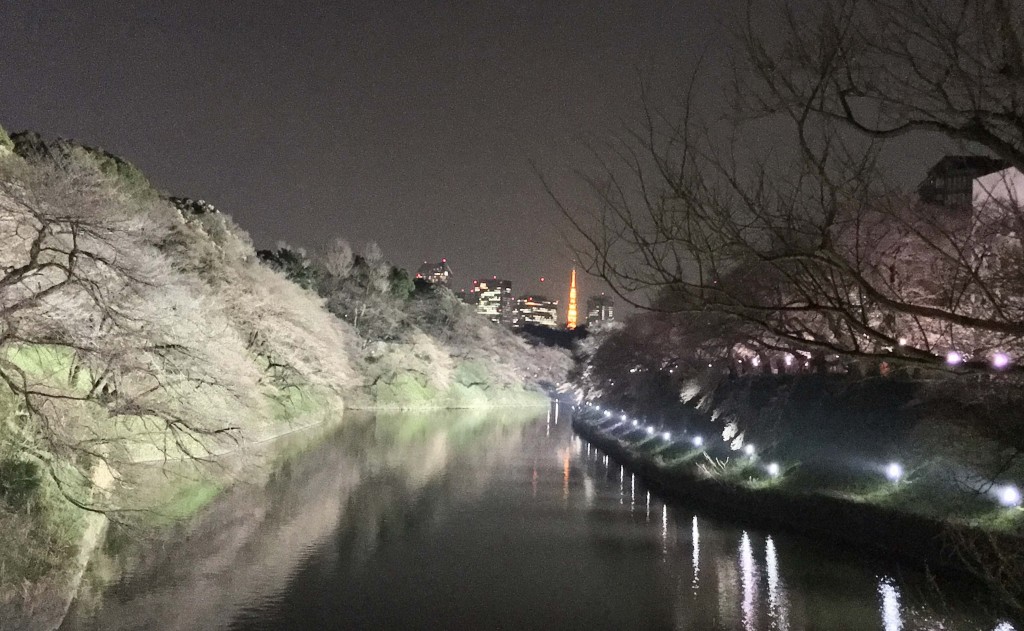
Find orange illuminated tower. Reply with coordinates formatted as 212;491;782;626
567;268;578;329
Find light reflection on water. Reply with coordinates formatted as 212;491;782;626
765;536;789;631
576;419;1017;631
879;577;903;631
740;531;757;631
692;516;700;595
64;404;1017;631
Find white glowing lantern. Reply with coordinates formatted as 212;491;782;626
632;419;638;426
784;354;793;366
646;427;654;436
662;432;671;440
897;337;907;346
767;462;780;477
692;435;703;447
946;351;962;365
993;352;1011;369
743;444;755;456
886;462;903;483
604;410;612;418
594;405;601;411
751;356;761;367
621;413;628;421
998;485;1022;507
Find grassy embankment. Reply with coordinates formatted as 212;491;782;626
0;343;341;628
363;359;550;410
575;374;1024;612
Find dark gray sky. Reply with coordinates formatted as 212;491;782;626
0;1;946;307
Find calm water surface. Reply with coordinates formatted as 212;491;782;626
63;403;1016;630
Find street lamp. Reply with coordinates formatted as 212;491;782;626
886;462;903;483
998;485;1022;507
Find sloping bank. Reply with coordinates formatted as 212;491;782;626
572;401;1024;617
0;128;568;631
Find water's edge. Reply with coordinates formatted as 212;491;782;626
571;414;1018;608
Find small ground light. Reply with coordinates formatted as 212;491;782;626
692;435;703;447
946;351;962;365
886;462;903;483
621;414;628;421
998;485;1022;507
662;432;671;440
767;462;780;477
632;420;638;427
594;405;601;411
646;427;654;436
604;410;612;418
993;352;1011;369
743;444;755;456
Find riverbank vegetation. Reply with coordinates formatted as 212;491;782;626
0;126;568;623
562;0;1024;614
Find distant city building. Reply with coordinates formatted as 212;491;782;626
472;277;514;325
918;155;1007;211
586;294;615;326
973;165;1024;209
415;259;453;286
566;269;578;330
514;295;559;328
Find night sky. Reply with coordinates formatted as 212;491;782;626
0;1;949;307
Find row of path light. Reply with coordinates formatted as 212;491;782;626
586;403;781;480
583;402;1022;509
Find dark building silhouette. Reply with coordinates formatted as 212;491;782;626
414;259;453;286
918;155;1007;211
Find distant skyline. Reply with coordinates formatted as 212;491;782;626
0;1;955;310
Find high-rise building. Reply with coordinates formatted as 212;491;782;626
566;269;578;329
415;259;453;286
586;294;615;326
472;277;514;325
514;295;559;328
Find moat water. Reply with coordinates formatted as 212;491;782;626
62;403;1015;630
